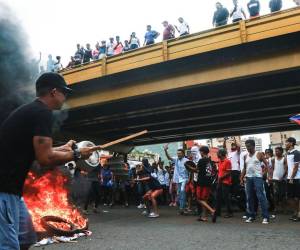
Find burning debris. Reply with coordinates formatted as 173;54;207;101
23;168;88;236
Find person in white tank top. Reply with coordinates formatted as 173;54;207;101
240;139;270;223
271;147;288;213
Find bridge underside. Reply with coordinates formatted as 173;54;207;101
61;32;300;146
61;68;300;146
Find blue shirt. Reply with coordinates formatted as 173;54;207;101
144;31;158;43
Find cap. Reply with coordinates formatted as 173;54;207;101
286;137;297;145
36;72;72;94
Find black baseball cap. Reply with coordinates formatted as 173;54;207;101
286;137;297;145
36;72;72;94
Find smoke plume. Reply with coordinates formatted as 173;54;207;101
0;2;35;123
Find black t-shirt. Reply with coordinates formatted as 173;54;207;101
247;0;260;17
213;7;229;24
83;49;92;63
269;0;282;12
148;176;162;191
197;158;214;187
0;99;53;196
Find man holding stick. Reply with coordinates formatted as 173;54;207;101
0;72;94;250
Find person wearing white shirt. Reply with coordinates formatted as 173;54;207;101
230;0;247;23
175;17;190;37
285;137;300;221
271;146;288;213
164;144;188;214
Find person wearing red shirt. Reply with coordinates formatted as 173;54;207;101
215;148;233;218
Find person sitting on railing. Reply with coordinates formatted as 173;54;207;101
144;25;160;46
213;2;229;27
230;0;247;23
123;40;130;52
92;42;100;60
74;44;84;65
66;56;76;68
269;0;282;13
162;20;175;40
83;43;93;63
107;37;116;57
114;36;124;55
174;17;190;37
99;40;107;59
129;32;140;50
247;0;260;18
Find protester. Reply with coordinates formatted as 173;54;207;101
66;56;76;68
83;164;102;214
135;164;163;218
101;161;114;206
144;25;160;46
213;2;230;27
223;138;240;198
53;56;63;72
164;145;188;214
0;72;94;249
83;43;93;63
46;54;55;72
74;44;84;65
174;17;190;37
271;146;288;214
107;37;116;57
129;32;140;50
240;139;270;224
285;137;300;222
230;0;247;23
264;149;275;214
92;42;100;60
123;40;130;52
156;162;169;205
269;0;282;13
247;0;261;18
168;164;177;206
99;40;107;59
185;146;217;222
114;36;124;55
215;148;233;218
162;21;175;40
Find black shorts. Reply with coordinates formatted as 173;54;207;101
287;179;300;198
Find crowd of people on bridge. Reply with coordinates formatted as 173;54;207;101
72;136;300;224
41;0;300;73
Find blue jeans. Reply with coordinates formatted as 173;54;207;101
246;177;269;219
177;181;187;210
0;193;36;250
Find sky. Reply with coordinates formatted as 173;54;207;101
2;0;297;148
3;0;296;66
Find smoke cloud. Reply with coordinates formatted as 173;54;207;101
0;2;35;123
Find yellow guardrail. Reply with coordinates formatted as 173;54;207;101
62;7;300;86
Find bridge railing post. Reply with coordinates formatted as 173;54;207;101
239;20;248;43
101;57;107;76
162;41;168;61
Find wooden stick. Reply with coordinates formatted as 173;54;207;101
91;130;148;150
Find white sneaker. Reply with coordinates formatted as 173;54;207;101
245;217;254;223
270;214;276;219
262;218;269;224
142;210;148;215
83;209;89;215
148;212;159;218
242;215;248;219
137;204;144;209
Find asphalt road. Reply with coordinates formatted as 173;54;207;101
32;206;300;250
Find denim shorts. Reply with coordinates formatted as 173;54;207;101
0;192;37;250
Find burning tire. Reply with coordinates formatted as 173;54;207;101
41;216;88;236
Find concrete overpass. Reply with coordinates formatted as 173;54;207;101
60;7;300;146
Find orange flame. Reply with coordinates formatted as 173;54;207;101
23;169;87;232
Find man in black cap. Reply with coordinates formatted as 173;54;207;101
285;137;300;222
0;72;95;249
